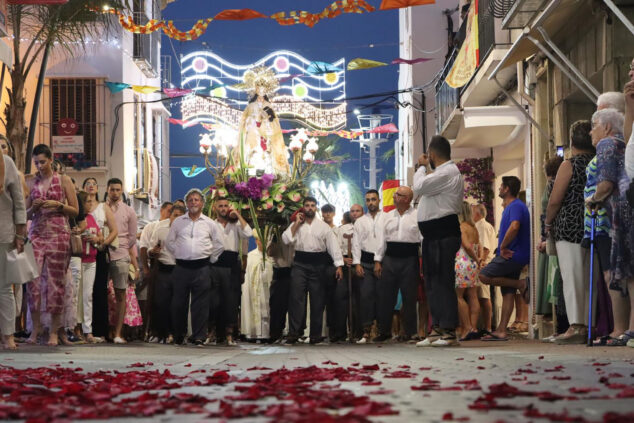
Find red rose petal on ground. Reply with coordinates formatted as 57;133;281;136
362;364;380;371
569;387;600;394
419;367;432;370
477;366;486;370
367;389;394;395
361;381;382;386
538;356;544;359
478;356;485;360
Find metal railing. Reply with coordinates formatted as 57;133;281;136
132;12;160;78
435;49;460;134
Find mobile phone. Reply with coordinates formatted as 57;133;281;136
556;146;564;158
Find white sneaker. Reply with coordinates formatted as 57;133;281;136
541;335;557;343
431;337;459;347
113;336;127;344
416;337;433;347
148;336;159;343
204;337;216;346
356;337;368;344
226;339;237;346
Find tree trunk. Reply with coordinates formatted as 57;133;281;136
4;68;28;172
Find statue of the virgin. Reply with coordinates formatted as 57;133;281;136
236;66;289;175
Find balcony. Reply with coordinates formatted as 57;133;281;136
435;0;514;140
133;12;160;78
501;0;548;29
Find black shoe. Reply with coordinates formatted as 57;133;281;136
173;337;185;345
284;337;298;345
192;339;204;347
372;334;391;343
310;337;327;345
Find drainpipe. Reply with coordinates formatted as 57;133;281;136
535;27;600;99
525;34;598;102
602;0;634;37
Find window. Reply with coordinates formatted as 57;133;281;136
50;78;98;165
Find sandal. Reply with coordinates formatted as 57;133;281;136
606;331;634;347
482;333;509;341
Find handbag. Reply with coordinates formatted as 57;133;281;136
6;240;40;284
70;233;83;257
102;225;119;250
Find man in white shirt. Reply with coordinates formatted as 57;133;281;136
373;186;421;343
210;198;253;346
413;135;464;347
147;204;185;342
138;201;173;341
166;189;224;346
322;204;349;343
471;203;497;334
352;189;384;343
350;204;364;223
282;196;344;344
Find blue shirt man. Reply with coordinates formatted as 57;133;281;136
478;176;531;341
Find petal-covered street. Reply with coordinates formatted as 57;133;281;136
1;340;633;422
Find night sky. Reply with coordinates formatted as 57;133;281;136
162;0;399;201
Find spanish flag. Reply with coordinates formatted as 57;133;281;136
381;180;400;212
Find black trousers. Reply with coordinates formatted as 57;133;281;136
171;264;211;342
325;265;348;339
210;262;241;331
288;261;328;340
359;262;378;331
153;266;174;339
377;255;420;337
421;236;461;330
269;266;291;340
92;250;109;338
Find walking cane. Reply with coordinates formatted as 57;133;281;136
343;233;354;343
587;210;596;347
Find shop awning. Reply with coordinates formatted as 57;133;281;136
489;0;582;74
451;106;527;149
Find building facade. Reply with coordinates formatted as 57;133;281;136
399;0;634;337
2;0;170;222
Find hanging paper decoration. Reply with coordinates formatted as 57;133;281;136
168;118;187;126
379;0;436;10
213;9;267;20
163;88;193;97
306;61;343;75
347;58;388;70
105;82;130;93
391;57;433;65
106;0;435;40
132;85;160;94
180;166;206;178
446;0;479;88
366;123;398;134
271;0;375;27
323;73;339;85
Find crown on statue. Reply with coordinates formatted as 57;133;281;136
242;66;279;97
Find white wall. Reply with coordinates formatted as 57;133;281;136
398;0;460;185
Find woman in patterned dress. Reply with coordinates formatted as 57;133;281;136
545;121;595;344
588;108;634;346
455;201;481;341
25;144;78;346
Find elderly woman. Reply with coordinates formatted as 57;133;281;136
586;108;634;346
544;121;595;344
25;144;78;346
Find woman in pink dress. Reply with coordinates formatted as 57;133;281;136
455;201;481;341
25;144;78;346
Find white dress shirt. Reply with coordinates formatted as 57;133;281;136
475;218;496;263
166;213;224;262
413;160;463;222
374;207;422;262
139;220;160;250
282;217;344;267
351;211;384;265
215;219;253;252
149;219;176;265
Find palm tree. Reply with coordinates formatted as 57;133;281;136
5;0;125;171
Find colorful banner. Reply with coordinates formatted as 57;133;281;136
391;57;433;65
180;166;206;178
103;0;435;40
445;0;479;89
